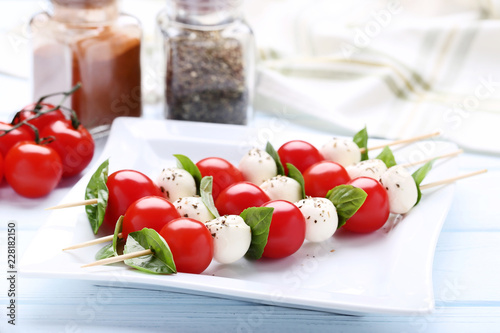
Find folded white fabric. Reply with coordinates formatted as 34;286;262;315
246;0;500;154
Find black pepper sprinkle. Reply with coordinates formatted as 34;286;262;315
165;31;248;125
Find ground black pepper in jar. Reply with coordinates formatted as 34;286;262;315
157;0;255;125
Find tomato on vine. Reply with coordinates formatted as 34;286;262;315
0;152;4;184
12;103;69;131
342;177;390;233
277;140;324;174
0;121;35;157
4;141;63;198
160;217;214;274
40;120;95;177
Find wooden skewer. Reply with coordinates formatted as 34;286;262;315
47;132;441;211
46;198;98;210
420;169;487;190
81;249;153;268
360;131;441;153
399;149;463;168
63;233;123;251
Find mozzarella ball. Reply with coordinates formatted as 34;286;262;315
260;175;302;202
380;165;418;214
346;159;387;181
157;168;197;202
239;148;278;185
320;138;361;167
296;197;338;242
174;197;214;222
205;215;252;264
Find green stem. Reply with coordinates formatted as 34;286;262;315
1;83;82;138
35;82;81;106
23;122;40;144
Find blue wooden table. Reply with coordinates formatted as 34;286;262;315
1;2;500;331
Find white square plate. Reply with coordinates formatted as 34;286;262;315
20;117;458;315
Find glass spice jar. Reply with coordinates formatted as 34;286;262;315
30;0;142;135
157;0;255;125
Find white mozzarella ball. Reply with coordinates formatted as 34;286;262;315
380;165;418;214
296;197;338;242
320;138;361;167
174;197;214;222
157;168;197;202
346;159;387;181
239;148;278;185
205;215;252;264
260;175;302;203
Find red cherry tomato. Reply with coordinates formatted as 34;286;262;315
0;152;4;183
277;140;324;174
102;170;162;234
4;141;63;198
261;200;306;259
12;103;69;131
343;177;390;233
303;161;351;197
0;122;35;157
196;157;243;201
215;181;271;216
40;120;95;177
122;196;181;239
160;217;214;274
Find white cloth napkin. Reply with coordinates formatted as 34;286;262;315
245;0;500;154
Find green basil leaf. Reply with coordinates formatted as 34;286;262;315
95;243;114;261
113;215;124;254
376;146;397;168
265;142;285;176
412;159;436;206
85;159;109;234
327;185;367;228
240;207;274;260
174;154;202;195
124;228;176;274
353;127;369;161
286;163;306;199
200;176;220;218
94;215;124;260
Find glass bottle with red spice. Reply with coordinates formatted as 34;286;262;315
30;0;142;135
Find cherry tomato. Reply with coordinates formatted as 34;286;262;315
122;196;181;239
343;177;390;233
102;170;162;234
277;140;324;175
0;122;35;157
0;152;4;183
196;157;243;201
303;160;351;197
40;120;95;177
261;200;306;259
215;181;271;216
12;103;69;131
160;217;214;274
4;141;63;198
